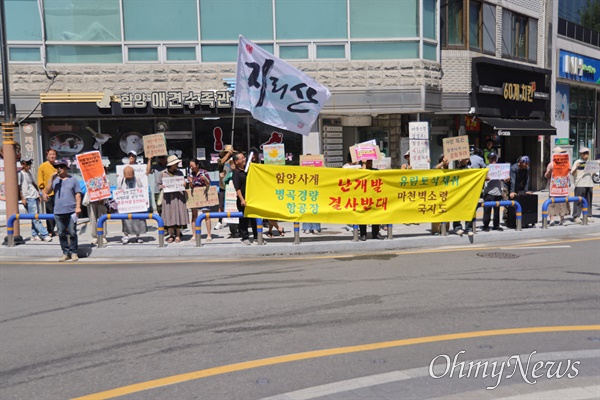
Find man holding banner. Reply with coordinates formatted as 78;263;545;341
571;147;595;223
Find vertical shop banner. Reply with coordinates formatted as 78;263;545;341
486;163;511;180
263;144;286;165
113;188;148;213
408;122;430;170
143;133;168;158
245;165;487;224
550;153;571;197
442;136;470;161
235;36;331;136
76;151;111;202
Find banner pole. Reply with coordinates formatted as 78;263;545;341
230;105;236;146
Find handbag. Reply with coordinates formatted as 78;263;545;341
156;190;164;206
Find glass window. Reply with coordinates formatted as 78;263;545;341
44;0;121;41
201;44;273;62
128;47;159;62
501;9;511;56
167;47;197;61
423;43;437;61
279;46;309;60
9;47;41;62
469;1;481;49
47;46;123;63
423;0;437;40
513;14;527;59
446;0;465;46
350;0;418;38
317;45;346;59
502;9;537;62
351;42;419;60
97;119;156;174
123;0;197;41
528;18;537;62
276;0;347;39
200;0;272;40
6;0;42;41
482;3;496;53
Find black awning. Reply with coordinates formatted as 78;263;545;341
478;117;556;137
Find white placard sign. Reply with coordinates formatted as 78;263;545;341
113;188;148;213
162;176;186;193
408;122;430;170
583;160;599;174
486;163;511;180
115;164;149;209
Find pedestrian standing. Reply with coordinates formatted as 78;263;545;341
571;147;594;223
44;159;81;262
18;158;52;242
452;158;474;236
119;165;147;244
481;152;504;232
188;159;213;241
146;154;168;214
232;152;258;245
38;149;57;236
158;155;188;243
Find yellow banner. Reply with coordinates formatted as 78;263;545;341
245;165;487;224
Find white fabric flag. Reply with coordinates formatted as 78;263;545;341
235;36;331;136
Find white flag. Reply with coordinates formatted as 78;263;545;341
235;36;331;136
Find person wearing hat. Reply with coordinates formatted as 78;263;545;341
215;144;234;230
508;155;532;199
571;147;594;223
19;158;52;242
146;153;168;214
38;148;58;236
401;150;412;170
127;150;138;165
481;152;504;232
544;147;570;226
44;158;82;261
157;155;188;243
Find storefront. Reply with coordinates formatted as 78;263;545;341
469;57;555;190
555;49;599;157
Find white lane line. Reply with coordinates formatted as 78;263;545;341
492;385;600;400
501;246;572;249
260;349;599;400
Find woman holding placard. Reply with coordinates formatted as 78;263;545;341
157;155;188;243
188;159;212;241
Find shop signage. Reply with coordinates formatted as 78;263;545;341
555;138;569;145
558;50;600;85
478;83;549;102
119;90;232;110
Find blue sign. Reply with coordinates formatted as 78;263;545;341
558;50;600;85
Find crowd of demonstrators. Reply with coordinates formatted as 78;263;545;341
43;159;81;262
37;149;58;236
18;157;52;242
571;147;594;224
188;159;212;241
481;152;504;232
452;157;474;237
157;155;188;243
545;147;570;226
119;164;147;244
146;154;168;214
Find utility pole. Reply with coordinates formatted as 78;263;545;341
1;0;23;243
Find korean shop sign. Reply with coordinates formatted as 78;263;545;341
245;164;487;224
119;90;232;110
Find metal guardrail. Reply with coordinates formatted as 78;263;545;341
541;197;588;229
474;200;523;233
97;213;165;248
195;212;264;247
6;213;54;247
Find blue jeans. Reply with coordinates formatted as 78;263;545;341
54;213;78;256
26;198;49;238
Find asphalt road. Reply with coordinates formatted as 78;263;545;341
1;233;599;399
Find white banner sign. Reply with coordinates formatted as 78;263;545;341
408;122;430;170
162;176;186;193
113;188;148;213
115;164;149;209
583;160;600;174
235;36;331;136
486;163;511;180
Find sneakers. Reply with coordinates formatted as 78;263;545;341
359;235;367;241
214;222;223;230
574;217;582;224
136;237;143;243
467;231;474;237
241;239;251;245
374;234;386;240
71;254;79;262
122;236;129;244
43;236;53;242
32;236;41;241
492;226;504;231
58;254;70;262
91;238;98;245
455;229;465;236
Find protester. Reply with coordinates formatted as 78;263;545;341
146;154;168;214
359;159;384;241
401;150;412;170
452;158;474;236
215;144;234;230
508;156;532;199
119;165;147;244
483;139;495;164
44;159;81;262
435;154;450;169
481;152;504;232
545;147;570;226
188;159;212;241
37;149;58;236
18;158;52;242
157;155;188;243
232;152;258;245
250;146;285;237
470;148;486;169
87;197;107;246
571;147;594;223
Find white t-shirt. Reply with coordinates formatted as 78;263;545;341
18;170;39;199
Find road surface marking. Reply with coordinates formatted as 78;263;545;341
72;325;600;400
500;245;572;249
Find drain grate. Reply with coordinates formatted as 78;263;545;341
476;252;520;259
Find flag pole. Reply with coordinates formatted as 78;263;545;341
230;103;236;147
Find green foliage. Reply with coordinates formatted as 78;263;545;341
579;0;600;32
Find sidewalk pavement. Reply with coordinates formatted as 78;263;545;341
1;189;599;260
